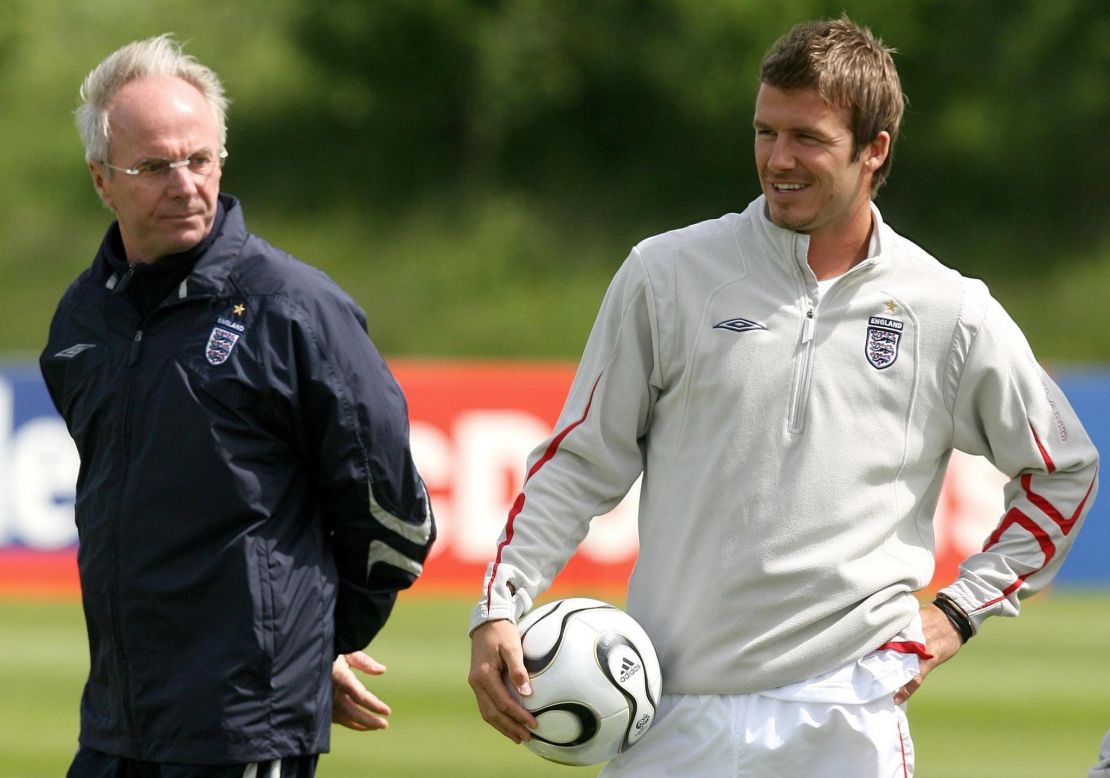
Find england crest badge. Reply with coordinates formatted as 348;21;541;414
865;316;903;370
205;326;240;365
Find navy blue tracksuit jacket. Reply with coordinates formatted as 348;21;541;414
40;194;434;763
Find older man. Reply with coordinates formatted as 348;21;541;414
41;35;434;777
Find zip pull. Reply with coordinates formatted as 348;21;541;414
129;330;144;365
110;265;136;294
801;308;816;343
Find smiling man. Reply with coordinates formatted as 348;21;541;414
41;35;434;777
754;83;887;274
467;17;1098;777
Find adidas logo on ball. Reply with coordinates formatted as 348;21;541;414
619;657;642;683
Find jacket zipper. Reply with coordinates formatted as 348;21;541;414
788;306;816;433
784;250;880;433
129;329;144;365
111;323;144;736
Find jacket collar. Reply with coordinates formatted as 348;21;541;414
180;193;248;298
749;194;890;280
89;193;247;301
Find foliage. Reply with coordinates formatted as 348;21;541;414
0;0;1107;361
276;0;1110;269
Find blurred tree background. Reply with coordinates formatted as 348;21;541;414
1;0;1107;362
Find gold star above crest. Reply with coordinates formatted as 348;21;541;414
232;304;246;316
884;299;897;314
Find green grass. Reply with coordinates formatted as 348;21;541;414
1;593;1107;777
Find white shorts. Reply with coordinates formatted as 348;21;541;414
600;643;920;778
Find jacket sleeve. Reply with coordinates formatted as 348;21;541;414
469;248;663;632
941;287;1098;633
294;290;435;654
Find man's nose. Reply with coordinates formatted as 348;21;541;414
767;137;795;171
164;163;199;195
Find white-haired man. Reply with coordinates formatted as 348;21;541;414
42;35;435;777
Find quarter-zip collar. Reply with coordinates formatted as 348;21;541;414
751;195;890;282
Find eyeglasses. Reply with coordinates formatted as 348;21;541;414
101;148;228;180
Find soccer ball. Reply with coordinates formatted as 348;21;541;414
509;597;662;766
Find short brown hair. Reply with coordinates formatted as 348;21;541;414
760;16;905;192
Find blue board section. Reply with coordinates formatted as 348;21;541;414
1053;371;1108;586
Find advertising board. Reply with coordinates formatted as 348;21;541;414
0;361;1104;596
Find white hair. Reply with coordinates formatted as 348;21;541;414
76;34;228;163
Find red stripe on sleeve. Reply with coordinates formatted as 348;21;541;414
484;373;604;611
1021;470;1097;537
1029;423;1057;474
975;507;1058;610
982;507;1056;558
973;465;1096;612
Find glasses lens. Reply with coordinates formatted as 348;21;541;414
187;152;217;176
136;159;171;177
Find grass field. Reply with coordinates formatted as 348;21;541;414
1;592;1107;778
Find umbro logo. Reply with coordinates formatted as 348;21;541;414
54;343;97;359
714;317;766;333
619;656;642;683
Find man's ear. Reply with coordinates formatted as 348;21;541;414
89;161;114;210
863;131;891;174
